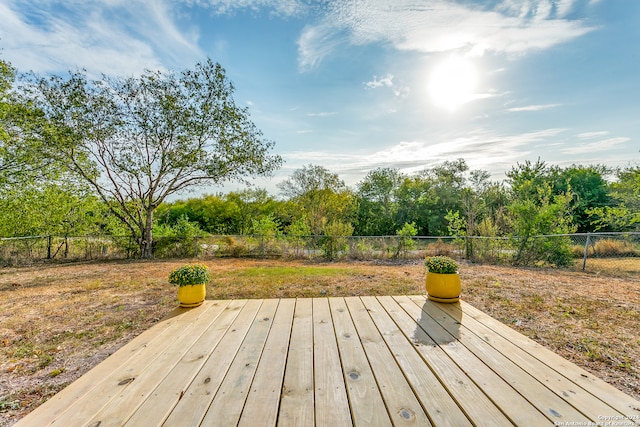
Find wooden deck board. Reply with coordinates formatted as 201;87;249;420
277;299;314;427
392;295;533;426
409;295;592;423
345;296;432;426
312;298;352;427
15;297;640;427
430;299;625;420
329;297;392;426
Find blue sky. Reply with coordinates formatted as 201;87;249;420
1;0;638;195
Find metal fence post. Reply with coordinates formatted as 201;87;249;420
582;232;590;271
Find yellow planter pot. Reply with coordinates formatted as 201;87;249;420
177;283;206;308
426;272;461;303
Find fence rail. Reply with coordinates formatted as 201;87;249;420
1;233;638;277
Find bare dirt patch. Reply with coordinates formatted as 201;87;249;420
1;258;638;425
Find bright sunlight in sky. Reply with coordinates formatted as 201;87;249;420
0;0;638;193
428;56;479;111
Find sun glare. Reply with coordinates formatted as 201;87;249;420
428;56;478;111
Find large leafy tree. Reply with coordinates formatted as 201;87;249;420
278;164;356;235
27;59;282;258
549;164;610;232
355;167;403;235
394;175;435;235
588;165;640;231
1;59;57;185
506;161;576;265
398;159;469;236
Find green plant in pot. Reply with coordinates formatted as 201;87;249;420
169;264;210;308
424;255;461;303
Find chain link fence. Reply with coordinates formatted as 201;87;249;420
1;233;638;277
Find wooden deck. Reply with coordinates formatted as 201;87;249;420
16;296;640;426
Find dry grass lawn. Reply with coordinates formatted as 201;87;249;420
1;258;639;426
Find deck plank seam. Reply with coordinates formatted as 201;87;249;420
53;299;233;426
397;295;542;426
238;298;296;427
374;295;477;427
162;299;265;426
427;298;629;422
410;295;587;423
200;299;280;426
22;301;225;426
116;299;240;426
345;296;434;426
458;300;640;423
333;296;394;426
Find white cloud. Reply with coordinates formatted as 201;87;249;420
280;127;568;185
364;74;409;97
365;74;394;89
576;131;609;139
0;0;201;76
184;0;306;16
298;0;596;70
297;23;345;71
508;103;561;112
306;111;337;117
561;137;630;155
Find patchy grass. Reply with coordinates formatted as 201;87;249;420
0;258;639;425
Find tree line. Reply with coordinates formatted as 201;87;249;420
1;57;639;259
154;159;639;238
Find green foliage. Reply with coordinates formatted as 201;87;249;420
507;184;576;266
424;256;459;274
0;180;107;238
168;264;210;287
588;166;639;232
394;221;417;258
251;213;282;237
550;164;610;232
445;210;466;236
278;164;356;235
152;214;204;258
252;213;283;256
321;220;353;260
1;58;63;187
24;59;282;258
355;167;402;235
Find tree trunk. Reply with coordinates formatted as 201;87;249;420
141;208;154;259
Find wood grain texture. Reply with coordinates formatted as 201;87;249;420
14;297;640;427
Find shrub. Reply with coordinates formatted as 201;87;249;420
168;264;210;286
593;238;637;257
424;256;459;274
424;239;457;257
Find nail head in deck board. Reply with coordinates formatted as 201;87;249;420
393;295;552;426
329;297;392;426
277;298;315;427
13;297;640;427
238;298;296;427
312;298;352;427
345;297;433;426
363;296;473;427
408;296;599;423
